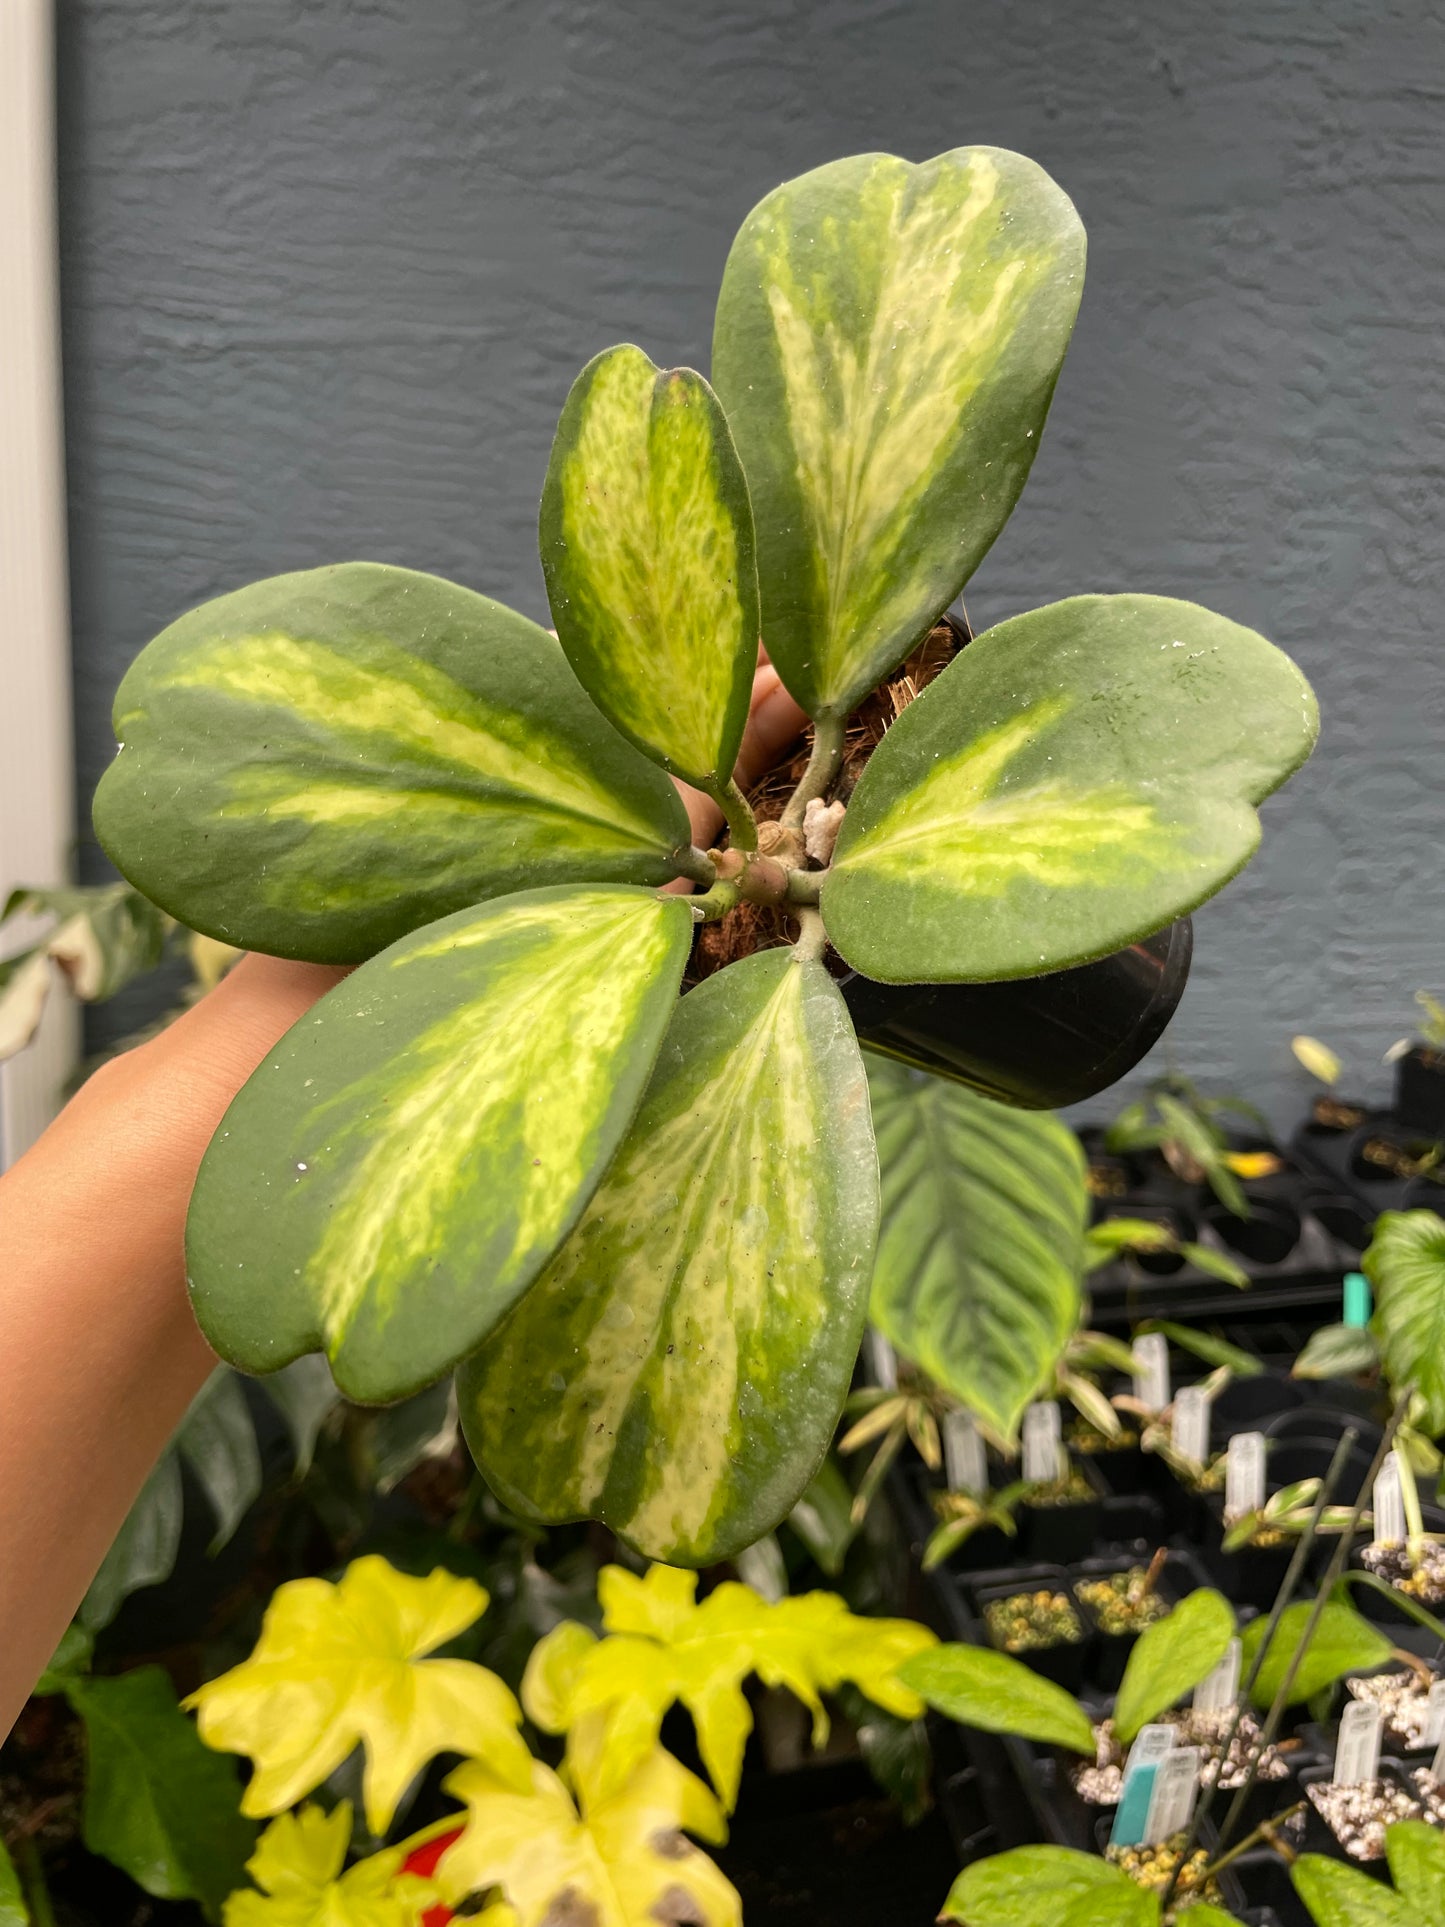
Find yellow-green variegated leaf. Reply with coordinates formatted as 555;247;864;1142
711;147;1084;720
186;886;691;1402
823;595;1319;983
93;563;694;963
458;948;879;1565
540;346;759;790
866;1061;1086;1444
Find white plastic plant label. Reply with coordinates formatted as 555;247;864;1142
1144;1744;1202;1845
1194;1637;1242;1718
942;1409;987;1496
1373;1451;1406;1549
1225;1431;1266;1523
1334;1698;1383;1787
866;1329;898;1391
1022;1400;1064;1484
1427;1678;1445;1749
1133;1332;1170;1415
1172;1384;1211;1469
1432;1732;1445;1786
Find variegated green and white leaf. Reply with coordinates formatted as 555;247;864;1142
187;886;692;1402
94;564;695;963
712;147;1084;720
459;948;879;1566
541;345;759;789
1365;1210;1445;1432
865;1061;1086;1444
0;882;170;1060
823;595;1318;982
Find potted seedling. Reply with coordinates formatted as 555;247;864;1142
1105;1073;1280;1220
84;143;1319;1569
1388;993;1445;1136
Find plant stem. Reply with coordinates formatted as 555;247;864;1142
792;907;828;963
688;879;743;923
16;1837;56;1927
781;713;846;829
714;777;760;853
673;844;717;887
1200;1803;1305;1881
785;868;824;906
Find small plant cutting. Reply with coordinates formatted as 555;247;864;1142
89;145;1317;1565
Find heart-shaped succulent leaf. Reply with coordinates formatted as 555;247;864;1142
866;1060;1086;1443
541;345;759;791
93;563;694;963
823;594;1319;983
712;146;1084;721
187;886;692;1402
459;948;879;1565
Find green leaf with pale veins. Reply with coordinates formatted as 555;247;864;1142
941;1846;1158;1927
899;1643;1095;1755
822;594;1318;983
1114;1589;1234;1743
1365;1210;1445;1429
1293;1321;1380;1380
865;1061;1085;1443
93;563;694;963
1292;1853;1413;1927
187;886;693;1402
712;147;1085;721
459;948;880;1566
541;345;759;789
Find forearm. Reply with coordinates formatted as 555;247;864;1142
0;956;342;1736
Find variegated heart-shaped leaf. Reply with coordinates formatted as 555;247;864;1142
94;564;695;963
823;594;1318;983
458;948;879;1566
712;147;1084;720
866;1060;1086;1444
186;886;692;1402
541;345;759;791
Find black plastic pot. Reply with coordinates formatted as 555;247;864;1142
1199;1496;1298;1612
973;1564;1096;1692
1211;1371;1303;1444
1395;1046;1445;1136
1090;1814;1248;1915
1297;1760;1421;1878
1018;1457;1108;1565
1070;1549;1199;1693
838;918;1192;1111
1203;1199;1303;1268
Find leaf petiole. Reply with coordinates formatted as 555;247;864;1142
781;713;846;829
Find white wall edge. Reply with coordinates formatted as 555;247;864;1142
0;0;79;1170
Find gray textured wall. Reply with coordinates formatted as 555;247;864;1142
57;0;1445;1124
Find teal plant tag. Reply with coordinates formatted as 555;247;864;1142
1110;1725;1175;1847
1343;1271;1373;1328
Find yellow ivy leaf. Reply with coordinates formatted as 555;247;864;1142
1222;1149;1283;1179
435;1724;738;1927
189;1556;533;1831
222;1803;429;1927
521;1565;936;1809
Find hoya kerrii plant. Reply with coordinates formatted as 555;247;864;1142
92;145;1318;1567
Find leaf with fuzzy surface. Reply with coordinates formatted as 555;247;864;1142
93;564;693;963
712;147;1084;720
1114;1589;1234;1743
1365;1211;1445;1430
187;886;691;1402
187;1556;533;1834
823;595;1318;983
899;1643;1094;1755
541;345;758;789
459;949;879;1565
1292;1852;1412;1926
865;1061;1085;1443
940;1846;1157;1926
1241;1599;1392;1709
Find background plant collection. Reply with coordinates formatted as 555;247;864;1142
3;143;1443;1927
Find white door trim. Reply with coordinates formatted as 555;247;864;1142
0;0;77;1168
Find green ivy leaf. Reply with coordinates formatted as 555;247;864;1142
865;1061;1085;1443
712;147;1084;721
1293;1322;1381;1380
459;949;880;1565
80;1452;183;1630
66;1667;255;1919
187;886;692;1402
1114;1589;1235;1743
0;1842;24;1927
822;595;1318;983
540;345;759;789
93;563;694;963
1242;1599;1392;1709
1365;1211;1445;1429
899;1643;1095;1756
1386;1820;1445;1911
940;1845;1157;1926
1292;1851;1413;1926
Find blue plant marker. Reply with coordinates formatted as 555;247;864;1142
1343;1271;1372;1329
1110;1763;1159;1848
